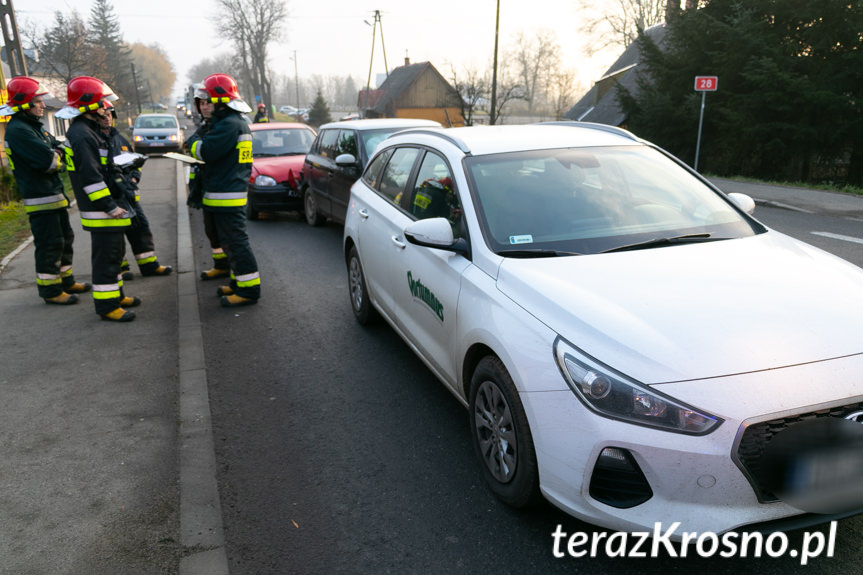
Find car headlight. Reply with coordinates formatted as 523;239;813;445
553;336;722;435
169;134;178;142
134;135;143;142
254;175;277;186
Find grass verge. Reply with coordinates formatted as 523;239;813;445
0;202;31;261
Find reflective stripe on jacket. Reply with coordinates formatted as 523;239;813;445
5;112;68;212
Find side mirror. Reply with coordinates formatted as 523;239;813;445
728;192;755;215
404;217;468;254
335;153;357;167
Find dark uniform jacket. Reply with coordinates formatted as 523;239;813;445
104;127;143;203
5;112;68;213
184;121;211;209
188;107;252;211
64;115;132;232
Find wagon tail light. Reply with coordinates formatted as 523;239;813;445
553;337;722;435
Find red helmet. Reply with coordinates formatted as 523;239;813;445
203;73;251;113
258;103;266;110
56;76;117;119
6;76;50;112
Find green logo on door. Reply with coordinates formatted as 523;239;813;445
407;271;444;321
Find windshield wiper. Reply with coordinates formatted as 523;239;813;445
601;233;718;254
496;248;584;258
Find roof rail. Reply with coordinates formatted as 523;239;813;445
538;121;641;142
390;128;472;155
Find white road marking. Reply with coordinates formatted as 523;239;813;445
811;231;863;245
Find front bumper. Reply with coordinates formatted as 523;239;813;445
248;183;303;212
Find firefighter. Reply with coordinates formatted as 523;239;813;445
188;73;260;307
1;76;91;305
56;76;140;322
97;100;173;279
253;102;268;123
185;86;230;281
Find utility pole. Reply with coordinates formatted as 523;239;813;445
490;0;501;125
130;63;142;114
293;50;300;113
0;0;27;77
363;10;388;118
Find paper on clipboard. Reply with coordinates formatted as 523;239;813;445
163;152;205;164
114;152;147;168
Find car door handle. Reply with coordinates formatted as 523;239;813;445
391;236;406;249
358;208;369;219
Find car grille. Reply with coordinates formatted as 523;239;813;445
735;400;863;502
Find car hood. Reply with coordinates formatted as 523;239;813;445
133;128;179;136
496;232;863;384
252;155;305;181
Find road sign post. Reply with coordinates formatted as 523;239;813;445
693;76;718;171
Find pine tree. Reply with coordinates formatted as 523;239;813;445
88;0;134;103
308;90;332;127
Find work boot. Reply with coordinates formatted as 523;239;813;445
65;281;92;294
44;292;78;305
121;271;134;281
220;294;257;308
217;285;234;297
120;296;142;308
200;268;229;280
142;265;172;277
100;308;136;322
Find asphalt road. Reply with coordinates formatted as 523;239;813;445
190;199;863;575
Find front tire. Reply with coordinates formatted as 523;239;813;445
304;188;325;226
469;356;540;508
347;246;378;324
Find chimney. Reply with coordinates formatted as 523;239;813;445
404;50;410;67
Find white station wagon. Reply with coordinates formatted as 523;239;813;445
342;123;863;535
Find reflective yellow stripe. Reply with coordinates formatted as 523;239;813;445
36;277;62;286
87;188;110;201
191;140;202;160
81;217;132;228
203;197;247;207
92;289;121;300
235;272;260;287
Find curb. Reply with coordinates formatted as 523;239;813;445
175;163;230;575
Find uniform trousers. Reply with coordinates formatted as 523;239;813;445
90;231;127;315
29;209;76;299
208;209;260;300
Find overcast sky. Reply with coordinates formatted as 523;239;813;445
20;0;622;99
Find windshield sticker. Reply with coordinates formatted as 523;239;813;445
509;235;533;245
407;271;444;321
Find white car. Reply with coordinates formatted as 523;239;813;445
343;123;863;535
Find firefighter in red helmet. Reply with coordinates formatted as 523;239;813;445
185;85;230;280
188;73;261;306
57;76;140;322
98;99;172;279
253;102;269;123
0;76;91;305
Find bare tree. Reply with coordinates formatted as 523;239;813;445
448;63;489;126
548;68;578;121
511;29;561;114
490;60;526;124
578;0;669;54
212;0;288;112
24;11;90;83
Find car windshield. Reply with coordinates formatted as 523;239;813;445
464;146;763;256
360;128;416;163
251;128;315;157
135;116;177;129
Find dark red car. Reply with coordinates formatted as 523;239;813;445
246;122;317;220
